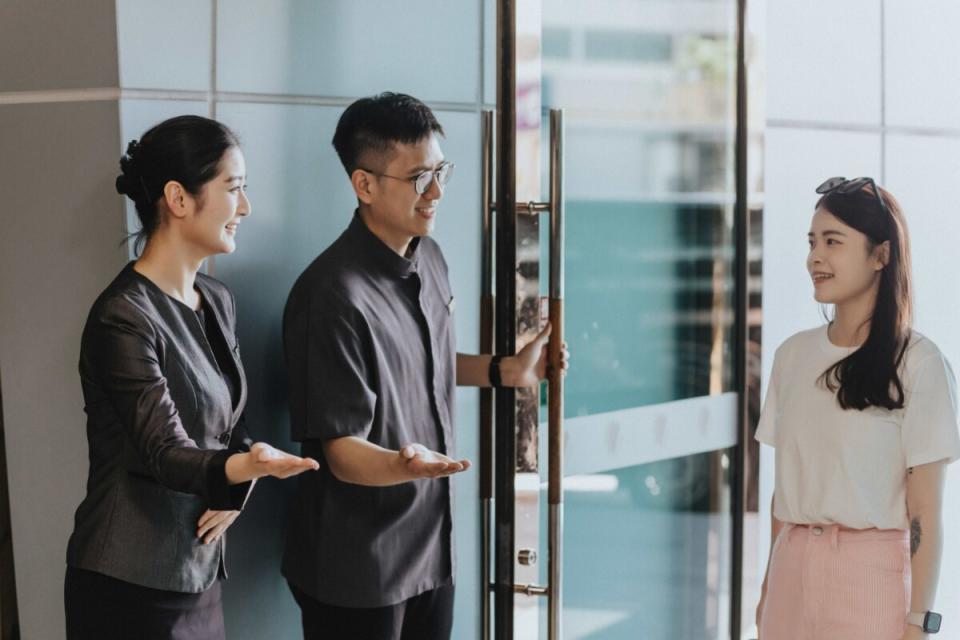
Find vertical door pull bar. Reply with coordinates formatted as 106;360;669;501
483;109;564;639
480;110;496;640
546;108;565;640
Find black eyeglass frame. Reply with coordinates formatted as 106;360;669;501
359;161;455;196
815;176;889;218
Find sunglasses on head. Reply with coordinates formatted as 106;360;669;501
815;176;889;217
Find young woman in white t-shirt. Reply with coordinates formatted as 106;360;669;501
755;177;960;640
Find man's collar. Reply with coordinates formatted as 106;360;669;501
346;211;420;278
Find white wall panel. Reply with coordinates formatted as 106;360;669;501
767;0;881;125
885;0;960;130
117;0;211;90
217;0;482;104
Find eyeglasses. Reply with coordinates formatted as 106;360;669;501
815;176;888;217
361;161;455;195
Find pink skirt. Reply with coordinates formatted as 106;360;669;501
759;523;910;640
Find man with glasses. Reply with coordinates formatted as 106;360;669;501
281;93;565;639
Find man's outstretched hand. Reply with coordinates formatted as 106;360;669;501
399;443;471;479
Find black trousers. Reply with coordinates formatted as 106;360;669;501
289;582;454;640
64;566;225;640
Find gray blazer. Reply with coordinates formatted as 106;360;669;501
66;263;252;593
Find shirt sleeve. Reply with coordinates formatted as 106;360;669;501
205;448;253;511
901;351;960;468
201;413;255;511
755;347;782;446
84;302;230;499
291;295;377;442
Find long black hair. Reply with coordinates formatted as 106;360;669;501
115;115;240;255
817;184;913;411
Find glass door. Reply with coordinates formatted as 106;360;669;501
536;1;741;638
484;1;745;638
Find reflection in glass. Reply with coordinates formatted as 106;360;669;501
538;0;739;638
551;453;731;639
564;201;734;417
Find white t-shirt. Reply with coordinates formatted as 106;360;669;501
756;325;960;530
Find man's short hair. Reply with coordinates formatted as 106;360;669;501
332;92;445;176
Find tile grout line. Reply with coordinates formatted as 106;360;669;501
209;0;218;120
207;0;218;277
879;0;886;183
768;119;960;140
0;87;489;114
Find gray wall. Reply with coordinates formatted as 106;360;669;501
0;2;125;639
1;1;494;638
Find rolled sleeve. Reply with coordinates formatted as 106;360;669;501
289;296;376;442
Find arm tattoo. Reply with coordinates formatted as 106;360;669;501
910;517;922;558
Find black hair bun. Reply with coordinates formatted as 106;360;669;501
116;139;142;197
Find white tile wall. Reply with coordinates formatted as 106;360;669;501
116;0;211;90
767;0;881;126
885;0;960;131
216;0;483;104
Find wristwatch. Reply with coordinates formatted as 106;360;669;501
906;611;942;633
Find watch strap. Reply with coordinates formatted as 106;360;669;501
906;612;926;628
489;355;504;388
907;611;942;633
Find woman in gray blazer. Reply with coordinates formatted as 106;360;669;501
64;115;318;640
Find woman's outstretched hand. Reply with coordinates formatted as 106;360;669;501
226;442;319;485
249;442;320;478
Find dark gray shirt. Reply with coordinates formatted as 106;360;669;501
282;213;457;608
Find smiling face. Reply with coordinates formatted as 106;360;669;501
354;133;445;255
807;206;888;306
181;146;251;256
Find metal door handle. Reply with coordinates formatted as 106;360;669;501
481;108;565;640
480;109;495;640
546;108;565;640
